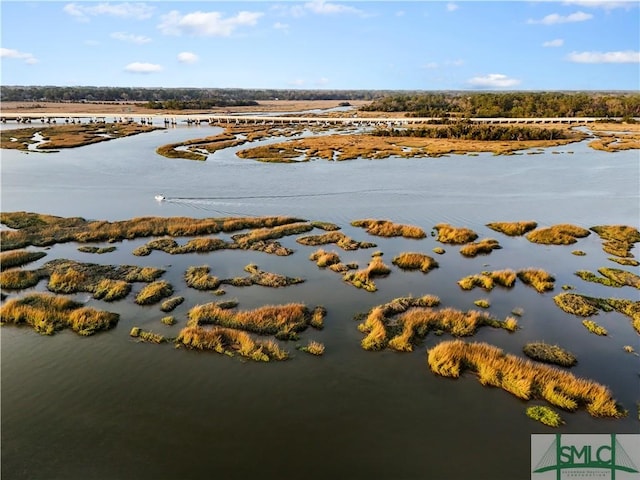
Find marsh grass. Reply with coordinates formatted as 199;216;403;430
184;265;220;291
187;302;312;339
379;306;517;352
459;238;501;257
0;212;304;251
135;280;174;306
591;225;640;258
523;342;577;367
310;221;340;231
392;252;439;273
300;341;325;356
358;295;441;350
93;279;131;302
582;320;608;336
598;267;640;289
486;221;538;236
474;299;490;309
526;406;564;427
427;340;625;418
176;326;289;361
0;269;45;289
232;222;313;247
457;270;516;291
161;316;176;326
572;250;586;256
296;231;376;251
343;255;391;292
239;263;304;288
517;268;555;293
553;293;600;317
133;237;228;256
608;257;639;266
351;219;426;239
11;259;163;300
0;293;118;336
309;249;341;268
310;305;326;329
77;246;116;254
432;247;445;255
526;224;591;245
434;223;478;244
130;327;168;343
161;296;185;313
0;250;46;270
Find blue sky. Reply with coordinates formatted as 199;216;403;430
1;1;639;90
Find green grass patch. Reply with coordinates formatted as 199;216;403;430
526;406;564;427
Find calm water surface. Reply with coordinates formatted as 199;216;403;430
1;123;639;480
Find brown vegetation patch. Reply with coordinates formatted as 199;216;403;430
351;219;426;239
523;342;577;367
553;292;640;333
0;250;47;270
357;295;517;352
296;231;376;250
1;123;161;152
590;225;640;258
427;340;624;418
135;280;173;305
392;252;439;273
343;255;391;292
434;223;478;244
526;224;590;245
459;238;501;257
457;270;517;291
0;212;305;251
576;268;640;289
486;221;538;236
0;293;118;336
517;268;555;293
309;249;342;268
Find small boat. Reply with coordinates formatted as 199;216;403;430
154;194;165;201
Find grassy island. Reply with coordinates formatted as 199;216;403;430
427;340;625;418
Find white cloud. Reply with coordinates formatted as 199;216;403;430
0;47;38;64
304;0;363;15
316;77;329;86
446;59;464;67
543;38;564;47
567;50;640;63
177;51;198;64
467;73;521;88
273;22;289;30
63;2;154;21
446;3;459;12
124;62;162;73
396;10;405;16
527;11;593;25
158;10;263;36
111;32;151;44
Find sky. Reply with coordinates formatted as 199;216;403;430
1;1;639;90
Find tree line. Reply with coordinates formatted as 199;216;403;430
371;124;571;141
361;92;640;118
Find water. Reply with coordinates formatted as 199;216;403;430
1;124;639;480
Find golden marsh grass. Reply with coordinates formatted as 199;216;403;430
427;340;625;417
0;250;47;270
0;293;119;336
184;265;221;291
526;224;591;245
0;269;44;289
434;223;478;244
309;249;342;268
135;280;174;305
517;268;555;293
392;252;439;273
526;406;564;427
161;296;185;313
343;255;391;292
459;238;501;257
457;270;517;291
351;219;426;239
591;224;640;258
486;221;538;236
296;231;376;251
